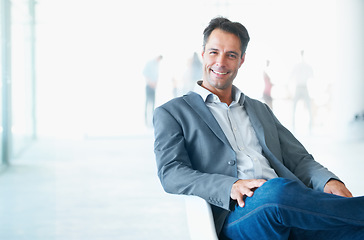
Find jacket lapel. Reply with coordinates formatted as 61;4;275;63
183;92;231;147
243;98;267;147
244;97;302;183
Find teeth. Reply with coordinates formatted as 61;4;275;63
213;70;228;75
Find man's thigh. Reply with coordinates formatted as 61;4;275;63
222;178;364;240
290;226;364;240
222;178;299;239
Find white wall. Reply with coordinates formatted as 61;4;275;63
333;0;364;141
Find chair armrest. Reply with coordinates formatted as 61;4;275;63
184;195;219;240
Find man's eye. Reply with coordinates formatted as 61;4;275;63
210;51;217;55
229;54;237;59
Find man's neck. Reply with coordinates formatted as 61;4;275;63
201;82;233;105
218;94;233;106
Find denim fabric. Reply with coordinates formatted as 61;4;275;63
222;178;364;240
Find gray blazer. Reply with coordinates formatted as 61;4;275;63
153;91;338;235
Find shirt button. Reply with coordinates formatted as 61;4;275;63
228;160;236;166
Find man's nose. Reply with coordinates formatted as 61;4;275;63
216;54;227;66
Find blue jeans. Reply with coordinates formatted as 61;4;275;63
221;178;364;240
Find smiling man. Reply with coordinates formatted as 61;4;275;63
201;28;244;103
153;17;364;240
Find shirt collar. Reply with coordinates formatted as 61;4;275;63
193;80;245;105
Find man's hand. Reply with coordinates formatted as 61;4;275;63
230;179;267;207
324;179;353;198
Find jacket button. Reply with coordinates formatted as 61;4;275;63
228;160;236;166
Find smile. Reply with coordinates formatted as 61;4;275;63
211;69;228;75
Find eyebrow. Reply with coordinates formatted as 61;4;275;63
207;48;219;52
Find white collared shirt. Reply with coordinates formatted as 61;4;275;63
193;81;278;180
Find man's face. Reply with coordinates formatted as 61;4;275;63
202;29;245;92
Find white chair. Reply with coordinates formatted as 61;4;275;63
184;195;219;240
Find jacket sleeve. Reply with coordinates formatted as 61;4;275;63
153;105;238;211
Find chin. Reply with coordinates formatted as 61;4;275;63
212;83;230;90
213;79;233;89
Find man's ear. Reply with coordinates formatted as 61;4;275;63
239;53;246;68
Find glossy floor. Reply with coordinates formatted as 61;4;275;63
0;132;363;240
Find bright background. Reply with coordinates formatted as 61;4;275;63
33;0;363;139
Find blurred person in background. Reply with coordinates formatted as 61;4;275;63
262;59;273;109
143;55;163;126
173;52;203;97
183;52;203;94
291;50;313;133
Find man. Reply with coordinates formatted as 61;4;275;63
291;50;313;132
153;17;364;239
143;55;162;126
263;59;273;109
